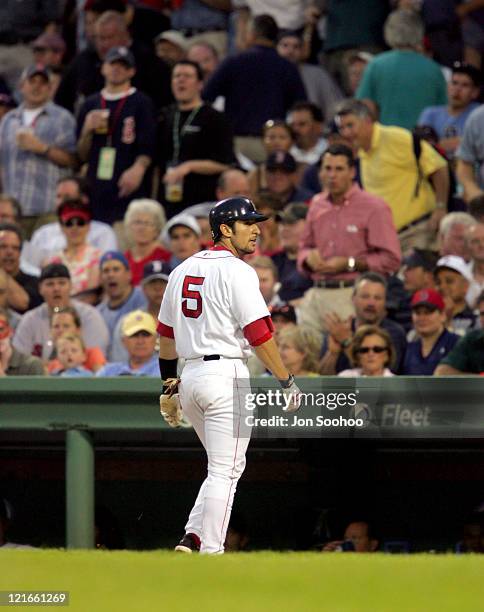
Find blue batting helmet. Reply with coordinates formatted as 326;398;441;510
209;197;268;242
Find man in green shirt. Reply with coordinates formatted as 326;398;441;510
435;329;484;375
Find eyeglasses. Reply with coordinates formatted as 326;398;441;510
357;346;388;355
62;217;87;227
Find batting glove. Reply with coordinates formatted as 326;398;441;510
279;375;302;413
160;377;185;428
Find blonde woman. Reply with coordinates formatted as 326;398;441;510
278;325;321;376
338;325;395;377
124;198;170;285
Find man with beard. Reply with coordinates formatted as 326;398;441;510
319;272;407;374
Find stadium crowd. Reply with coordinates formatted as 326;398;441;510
0;0;483;382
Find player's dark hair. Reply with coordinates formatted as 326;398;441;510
174;60;204;82
252;14;279;44
322;143;355;168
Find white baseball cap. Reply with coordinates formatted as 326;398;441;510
435;255;473;282
163;213;201;243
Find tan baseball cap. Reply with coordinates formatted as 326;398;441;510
122;310;157;337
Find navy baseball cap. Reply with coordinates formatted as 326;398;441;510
266;151;297;173
40;263;70;281
275;203;308;224
142;260;171;285
21;64;51;81
100;251;129;270
403;249;438;272
105;46;135;68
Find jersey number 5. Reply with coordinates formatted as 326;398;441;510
182;275;205;318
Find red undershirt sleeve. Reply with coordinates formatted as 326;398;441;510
157;321;174;339
243;316;274;347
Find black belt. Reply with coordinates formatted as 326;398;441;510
398;213;432;234
313;279;355;289
203;354;220;361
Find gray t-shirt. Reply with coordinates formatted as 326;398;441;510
457;104;484;189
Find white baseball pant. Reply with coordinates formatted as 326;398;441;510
179;358;252;554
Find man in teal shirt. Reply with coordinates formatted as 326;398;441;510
357;9;447;130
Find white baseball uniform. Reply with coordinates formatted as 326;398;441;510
158;246;273;553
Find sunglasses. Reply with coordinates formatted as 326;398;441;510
357;346;388;355
62;217;88;227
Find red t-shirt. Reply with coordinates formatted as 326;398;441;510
125;246;171;286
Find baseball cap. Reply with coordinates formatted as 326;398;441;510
121;310;157;337
100;251;130;270
154;30;188;51
142;260;171;285
57;199;91;223
32;32;66;54
411;288;445;311
266;151;297;174
275;202;308;224
270;303;297;323
164;214;201;240
104;46;135;68
40;263;70;282
403;249;438;272
21;64;51;81
435;255;473;282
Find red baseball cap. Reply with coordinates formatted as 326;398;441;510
58;199;91;223
411;288;445;311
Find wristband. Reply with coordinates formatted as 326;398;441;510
278;374;294;389
159;357;178;384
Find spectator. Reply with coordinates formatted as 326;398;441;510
187;41;219;85
418;62;481;159
335;99;449;253
154;30;188;67
158;60;234;218
402;289;460;375
269;303;297;338
97;251;147;358
272;203;312;305
321;520;379;552
247;120;295;197
344;52;374;96
356;9;447;130
202;14;306;163
265;152;312;205
97;309;158;376
249;256;281;307
0;269;21;331
123;199;170;286
13;263;109;359
0;307;44;376
435;255;477;335
439;212;475;260
435;326;484;375
297;144;401;335
276;31;343;121
162;214;202;269
55;10;172;114
77;46;156;228
278;325;321;376
46;305;106;374
32;32;66;69
319;272;407;375
25;177;118;273
0;195;21;226
338;325;396;377
249;193;283;257
466;223;484;308
0;65;77;237
456;105;484;203
141;261;170;321
402;249;438;295
51;333;94;377
287;102;327;166
44;200;102;301
0;224;41;313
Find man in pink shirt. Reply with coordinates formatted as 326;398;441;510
297;143;401;335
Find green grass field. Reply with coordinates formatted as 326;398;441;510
1;550;483;612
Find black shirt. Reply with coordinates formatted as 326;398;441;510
157;103;235;217
271;251;313;302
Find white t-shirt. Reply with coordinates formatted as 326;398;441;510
159;248;270;359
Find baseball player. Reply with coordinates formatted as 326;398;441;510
157;197;302;554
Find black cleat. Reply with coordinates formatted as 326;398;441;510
175;533;201;553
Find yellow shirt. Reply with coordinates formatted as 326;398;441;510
358;123;447;230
